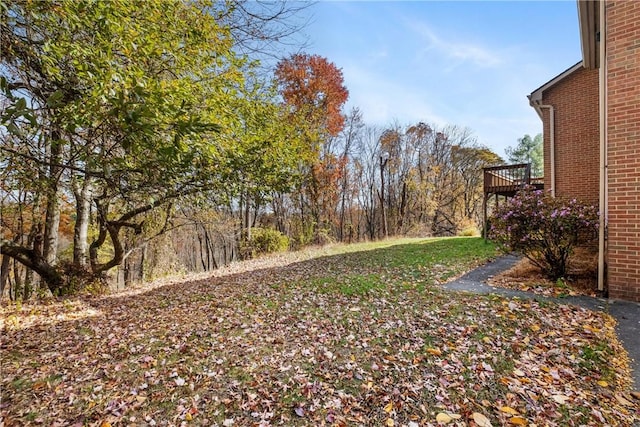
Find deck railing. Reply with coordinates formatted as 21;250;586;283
483;163;543;196
482;163;544;238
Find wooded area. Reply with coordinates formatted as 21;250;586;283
1;0;504;298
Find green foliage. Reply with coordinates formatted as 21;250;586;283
505;133;543;177
289;218;317;249
489;187;599;280
1;0;309;293
245;227;289;257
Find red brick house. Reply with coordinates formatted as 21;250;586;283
527;0;640;302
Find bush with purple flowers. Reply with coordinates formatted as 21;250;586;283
488;187;599;280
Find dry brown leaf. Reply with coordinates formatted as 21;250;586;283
614;394;633;406
426;347;442;356
472;412;493;427
435;413;453;423
552;394;569;404
32;380;47;391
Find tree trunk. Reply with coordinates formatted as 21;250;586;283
72;177;92;267
1;242;64;293
43;190;60;265
43;132;63;265
13;260;22;300
197;228;206;271
0;255;10;298
244;192;252;241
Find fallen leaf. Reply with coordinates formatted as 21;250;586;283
499;406;518;415
384;402;394;413
32;381;47;391
436;413;453;423
631;391;640;400
509;416;527;425
597;380;609;387
385;418;394;426
472;412;493;427
426;347;442;356
614;394;633;406
552;394;569;405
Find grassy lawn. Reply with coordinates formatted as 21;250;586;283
1;237;638;426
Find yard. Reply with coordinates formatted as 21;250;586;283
1;237;638;426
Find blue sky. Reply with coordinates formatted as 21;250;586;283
297;1;581;159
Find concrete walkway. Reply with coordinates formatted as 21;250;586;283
443;254;640;391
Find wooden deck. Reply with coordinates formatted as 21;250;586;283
483;163;543;197
482;163;543;238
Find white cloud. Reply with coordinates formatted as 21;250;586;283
406;20;503;68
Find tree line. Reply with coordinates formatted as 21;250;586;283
1;0;508;298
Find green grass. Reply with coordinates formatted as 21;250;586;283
305;274;385;296
2;237;636;426
296;237;497;294
338;274;384;296
318;236;496;268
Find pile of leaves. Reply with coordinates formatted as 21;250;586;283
2;237;638;426
488;249;600;298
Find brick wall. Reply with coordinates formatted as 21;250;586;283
605;0;640;302
540;67;600;206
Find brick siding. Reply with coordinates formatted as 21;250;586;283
605;0;640;302
540;67;600;206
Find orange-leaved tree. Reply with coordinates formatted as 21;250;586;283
275;53;349;138
275;53;349;242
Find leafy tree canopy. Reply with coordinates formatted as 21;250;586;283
0;0;301;292
275;53;349;140
505;133;543;177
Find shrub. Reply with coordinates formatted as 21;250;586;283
246;227;290;257
489;187;598;280
458;218;480;237
459;226;479;237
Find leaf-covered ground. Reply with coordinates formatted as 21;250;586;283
2;237;639;426
488;250;600;298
